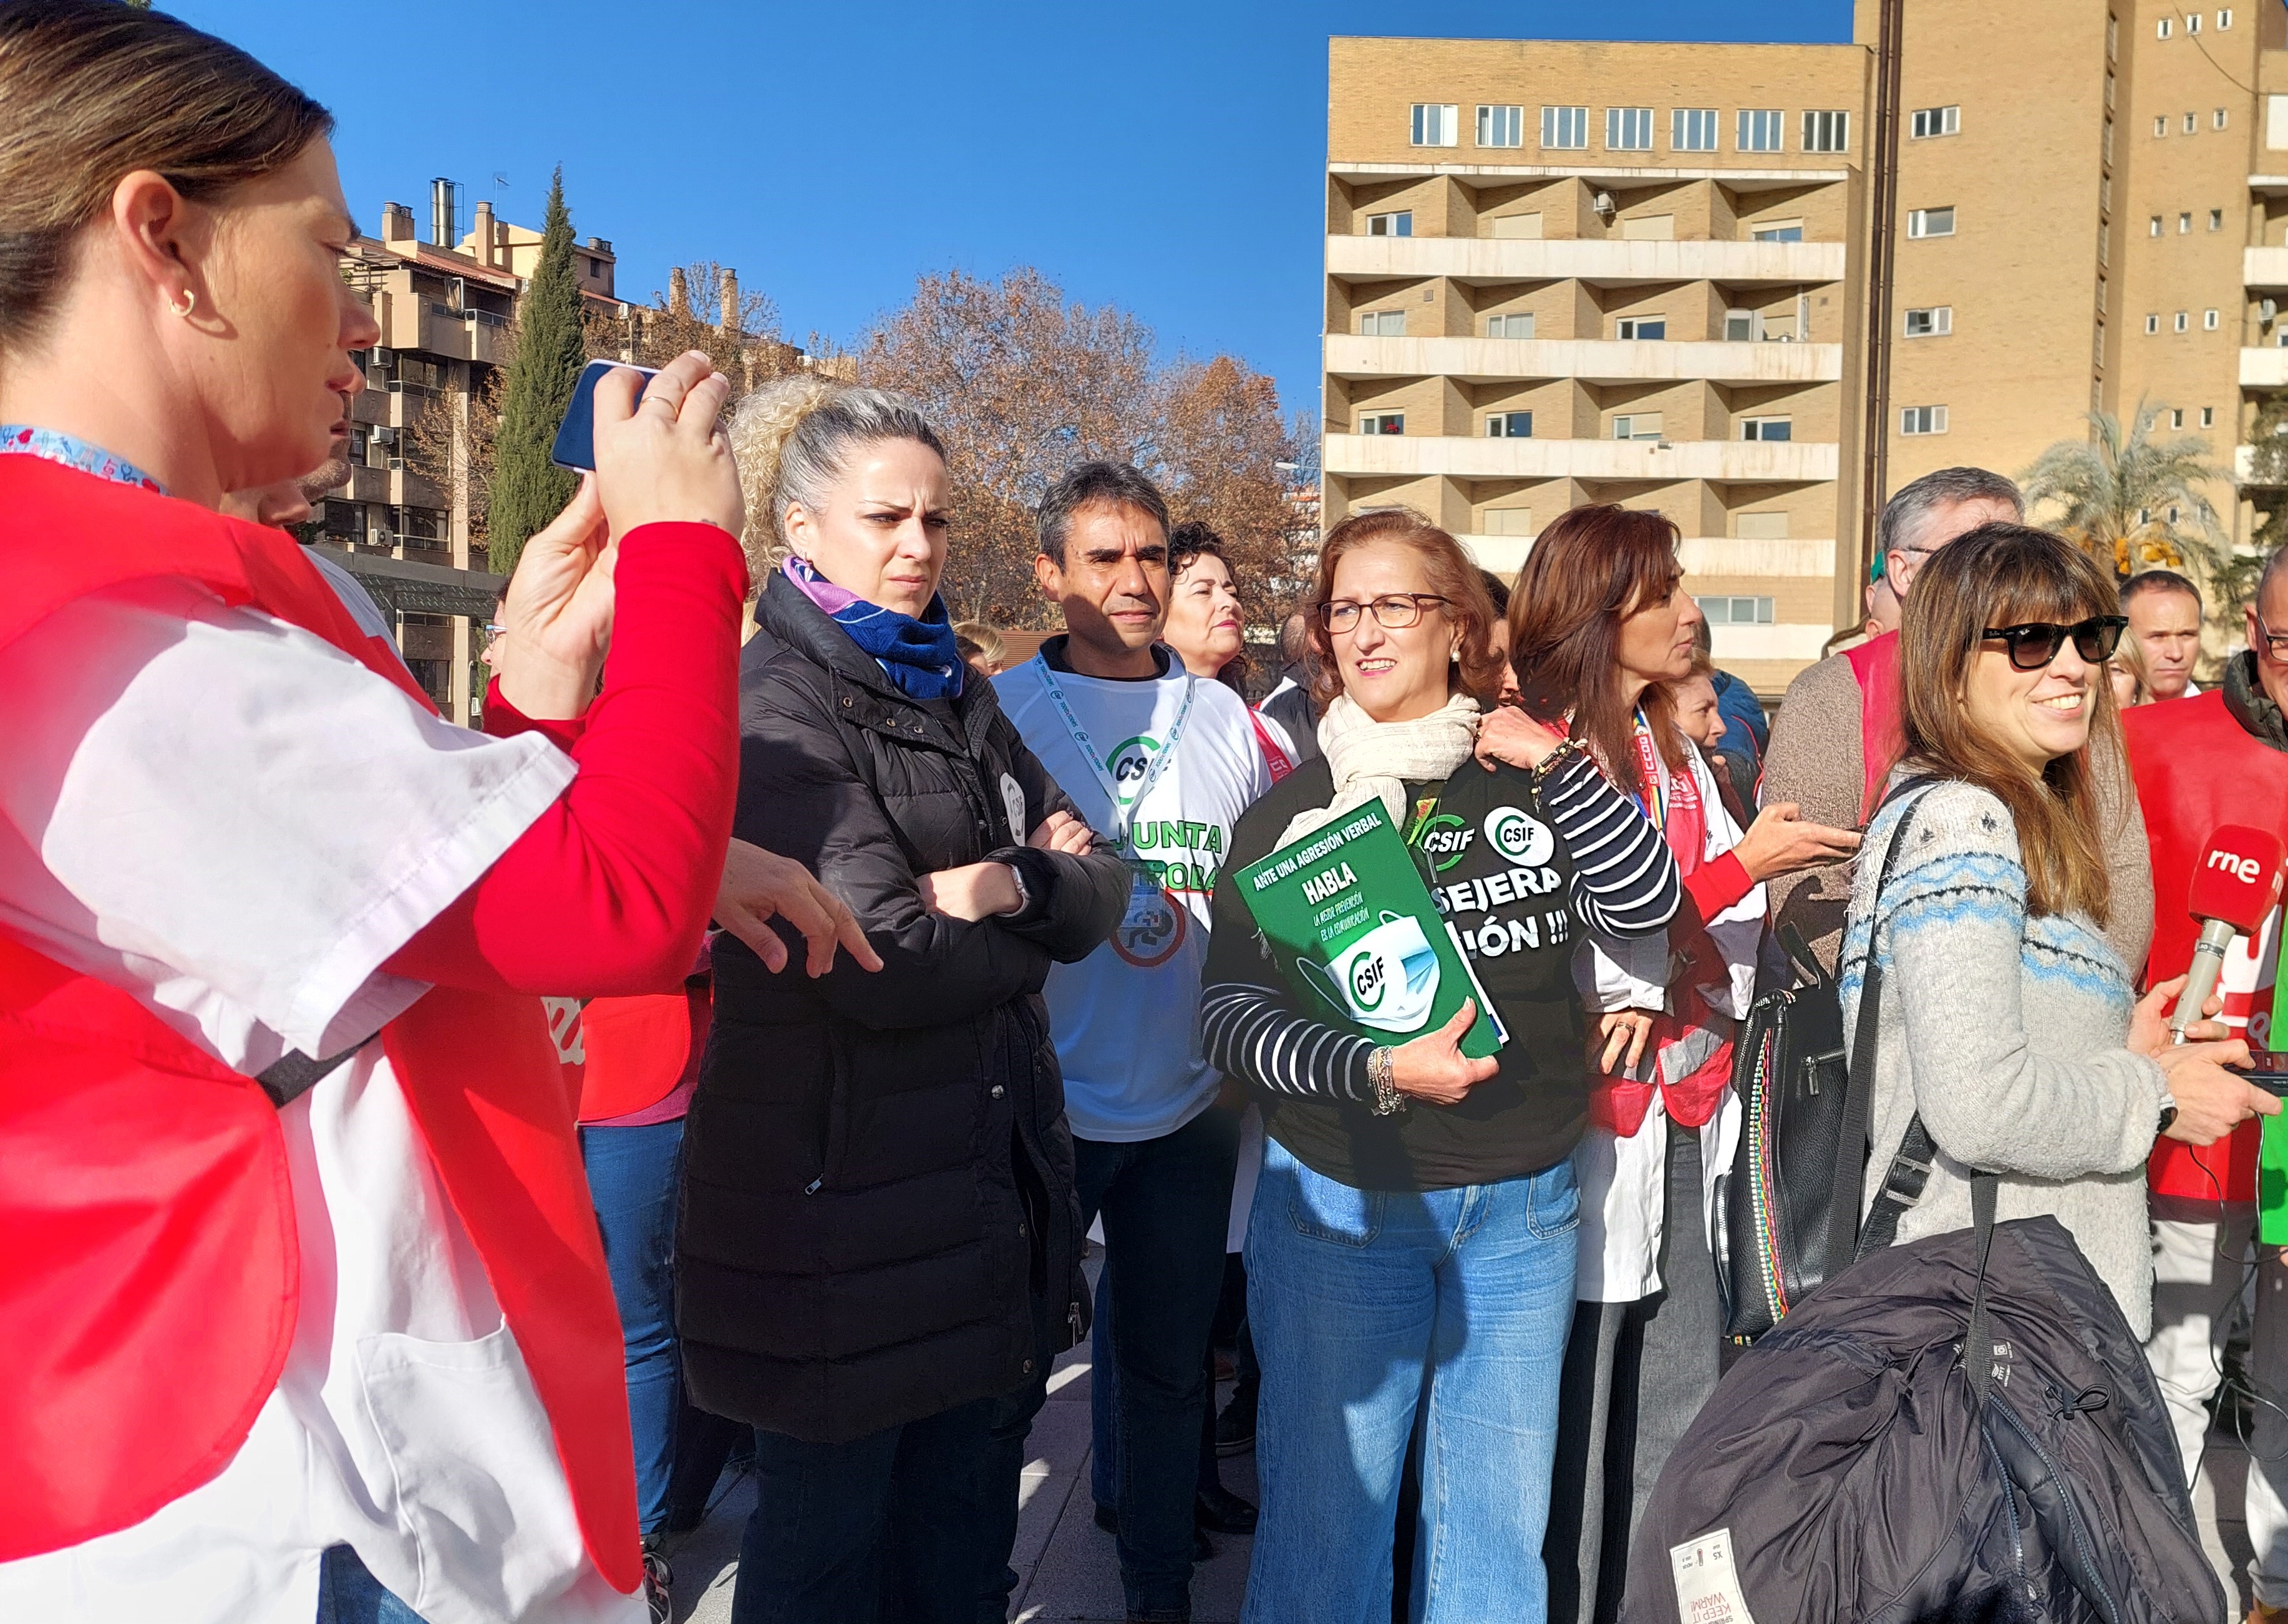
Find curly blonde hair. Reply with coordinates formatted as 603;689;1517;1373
725;375;946;581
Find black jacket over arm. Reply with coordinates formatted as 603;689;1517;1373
677;581;1129;1444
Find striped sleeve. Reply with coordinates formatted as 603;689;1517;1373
1201;980;1376;1104
1541;752;1681;939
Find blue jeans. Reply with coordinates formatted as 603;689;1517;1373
734;1398;996;1624
579;1116;687;1534
314;1545;427;1623
1241;1140;1578;1624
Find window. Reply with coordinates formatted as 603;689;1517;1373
2171;407;2186;428
1410;104;1457;147
2158;14;2173;35
1900;405;1949;435
1616;316;1667;340
2221;9;2235;26
1541;105;1588;150
1359;310;1407;337
2205;308;2220;329
1737;109;1783;153
1357;412;1404;435
2174;310;2189;331
1697;595;1777;626
2216;108;2230;130
1365;210;1413;237
2181;213;2193;233
2145;313;2160;334
1802;110;1851;153
1740;417;1793;442
1607;106;1654;151
586;256;601;278
1673;107;1718;152
1486;312;1536;339
2110;12;2120;57
1907;206;1956;238
1476;104;1523;148
2155;115;2168;137
2203;405;2216;427
1910;104;1961;139
1752;223;1805;243
2184;112;2198;134
1611;412;1664;441
2150;215;2163;238
1485;410;1534;438
1904;305;1954;337
2188;10;2201;32
2211;208;2225;231
1724;309;1761;342
1483;508;1534;536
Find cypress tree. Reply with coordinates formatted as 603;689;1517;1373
488;167;586;574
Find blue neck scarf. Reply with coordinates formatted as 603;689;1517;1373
781;555;964;701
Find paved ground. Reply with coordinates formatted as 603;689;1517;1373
660;1353;2264;1623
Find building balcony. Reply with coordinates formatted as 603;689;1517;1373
2237;442;2288;486
2246;248;2288;291
1325;334;1843;385
1324;433;1839;484
348;464;390;503
1454;532;1840;579
1327;234;1847;288
2241;346;2288;388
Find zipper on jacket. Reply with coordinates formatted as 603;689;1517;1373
1987;1396;2124;1624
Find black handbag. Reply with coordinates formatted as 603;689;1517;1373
1712;780;1936;1343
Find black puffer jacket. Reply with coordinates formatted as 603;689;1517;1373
679;579;1128;1444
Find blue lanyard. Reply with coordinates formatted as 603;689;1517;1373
1029;652;1198;850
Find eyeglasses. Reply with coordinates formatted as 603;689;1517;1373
2256;611;2288;662
1319;594;1450;634
1979;615;2128;671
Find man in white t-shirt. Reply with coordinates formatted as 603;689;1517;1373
984;463;1271;1623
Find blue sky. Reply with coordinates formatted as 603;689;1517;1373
177;0;1849;420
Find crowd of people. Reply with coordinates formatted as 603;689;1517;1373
7;6;2288;1624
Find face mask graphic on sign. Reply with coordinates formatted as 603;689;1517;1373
1299;911;1442;1034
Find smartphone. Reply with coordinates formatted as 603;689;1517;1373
550;359;661;471
2239;1051;2288;1094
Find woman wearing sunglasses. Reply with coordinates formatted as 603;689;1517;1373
1841;524;2271;1335
1200;508;1682;1620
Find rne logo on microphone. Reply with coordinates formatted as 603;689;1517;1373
2208;848;2266;886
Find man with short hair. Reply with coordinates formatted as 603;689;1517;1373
2121;569;2205;702
2128;546;2288;1621
1762;466;2153;975
983;461;1272;1624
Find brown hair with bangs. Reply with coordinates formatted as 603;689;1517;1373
1506;504;1690;799
1899;522;2119;922
1307;508;1505;711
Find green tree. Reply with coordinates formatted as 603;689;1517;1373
2020;397;2229;586
487;167;585;573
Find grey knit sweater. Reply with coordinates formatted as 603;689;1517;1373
1840;780;2170;1336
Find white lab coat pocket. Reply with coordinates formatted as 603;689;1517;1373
356;1325;591;1624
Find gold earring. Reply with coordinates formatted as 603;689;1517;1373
168;289;197;319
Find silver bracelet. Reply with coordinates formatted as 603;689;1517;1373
1369;1046;1404;1115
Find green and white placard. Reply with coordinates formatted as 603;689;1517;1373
1232;800;1507;1060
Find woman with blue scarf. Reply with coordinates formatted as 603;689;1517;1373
683;377;1130;1623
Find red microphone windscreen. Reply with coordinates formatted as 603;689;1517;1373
2188;824;2288;933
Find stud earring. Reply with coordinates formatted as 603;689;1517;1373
168;289;197;319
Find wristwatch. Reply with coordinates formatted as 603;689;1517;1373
1002;860;1032;917
1369;1046;1404;1115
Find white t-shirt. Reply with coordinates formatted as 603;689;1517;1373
996;654;1270;1141
0;579;637;1624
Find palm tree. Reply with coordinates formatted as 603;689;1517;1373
2019;397;2228;581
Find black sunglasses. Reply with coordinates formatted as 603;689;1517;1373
1978;615;2128;671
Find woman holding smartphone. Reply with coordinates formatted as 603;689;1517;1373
1199;507;1681;1621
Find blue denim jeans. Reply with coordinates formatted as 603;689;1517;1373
314;1545;427;1623
1241;1140;1578;1624
579;1116;687;1534
734;1398;996;1624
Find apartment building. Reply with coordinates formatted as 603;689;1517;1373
1326;2;2288;695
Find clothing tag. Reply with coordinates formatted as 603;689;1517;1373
1669;1527;1757;1624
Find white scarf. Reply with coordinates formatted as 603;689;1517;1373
1277;691;1483;846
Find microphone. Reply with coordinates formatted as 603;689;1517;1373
2174;824;2288;1041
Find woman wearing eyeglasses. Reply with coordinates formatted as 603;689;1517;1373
1199;508;1681;1620
1841;524;2271;1338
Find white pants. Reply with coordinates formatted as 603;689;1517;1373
2146;1202;2288;1604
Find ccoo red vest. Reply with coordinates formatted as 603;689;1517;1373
2125;689;2288;1204
0;457;639;1588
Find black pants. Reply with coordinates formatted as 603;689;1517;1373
977;1104;1239;1621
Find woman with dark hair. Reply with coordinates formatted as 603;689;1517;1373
0;4;752;1621
1199;507;1683;1619
1844;524;2266;1330
1507;505;1857;1623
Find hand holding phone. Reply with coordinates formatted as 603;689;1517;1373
588;351;744;539
552;359;660;472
